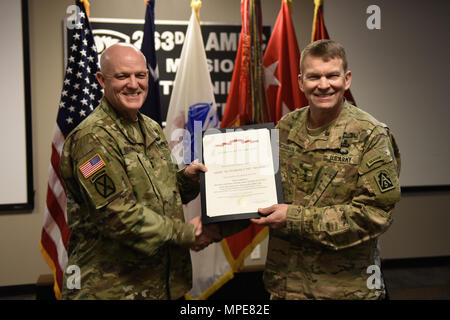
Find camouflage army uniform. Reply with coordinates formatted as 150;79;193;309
60;97;199;299
265;101;401;299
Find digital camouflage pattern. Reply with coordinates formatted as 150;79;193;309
265;101;401;299
60;97;199;299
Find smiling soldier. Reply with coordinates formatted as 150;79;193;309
60;43;220;300
252;40;401;300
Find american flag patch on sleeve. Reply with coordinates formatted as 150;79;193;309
79;153;106;179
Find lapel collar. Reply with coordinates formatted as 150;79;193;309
101;98;147;145
137;113;157;148
287;103;350;151
287;106;309;149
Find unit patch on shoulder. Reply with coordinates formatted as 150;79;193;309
94;173;116;198
79;153;106;179
375;170;395;193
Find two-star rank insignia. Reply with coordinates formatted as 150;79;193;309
375;170;395;193
94;173;116;198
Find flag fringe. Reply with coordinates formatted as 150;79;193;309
184;269;235;300
184;227;269;300
38;240;62;300
221;227;269;272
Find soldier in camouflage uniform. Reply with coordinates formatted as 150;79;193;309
252;40;401;299
60;43;217;299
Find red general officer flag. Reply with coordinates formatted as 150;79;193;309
220;0;271;128
219;0;270;273
263;0;308;124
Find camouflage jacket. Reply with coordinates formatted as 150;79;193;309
60;97;199;299
265;102;401;299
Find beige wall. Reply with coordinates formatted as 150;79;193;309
0;0;449;287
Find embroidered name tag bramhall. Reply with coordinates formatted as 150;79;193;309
79;153;106;179
324;154;353;164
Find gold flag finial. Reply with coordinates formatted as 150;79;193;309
311;0;323;42
80;0;90;18
284;0;293;13
191;0;202;24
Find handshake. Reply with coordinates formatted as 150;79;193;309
188;216;222;252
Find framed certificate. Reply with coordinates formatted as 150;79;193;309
199;123;283;224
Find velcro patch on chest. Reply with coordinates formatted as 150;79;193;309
79;153;106;179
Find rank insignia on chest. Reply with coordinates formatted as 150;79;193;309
343;132;358;139
375;170;395;192
339;132;357;155
79;153;106;179
94;173;116;198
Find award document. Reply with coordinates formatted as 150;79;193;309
199;123;283;224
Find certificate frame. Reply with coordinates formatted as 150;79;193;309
199;123;283;224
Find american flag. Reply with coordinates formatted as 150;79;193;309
39;0;102;300
79;154;105;178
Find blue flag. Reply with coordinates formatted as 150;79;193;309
184;102;219;164
140;0;163;125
